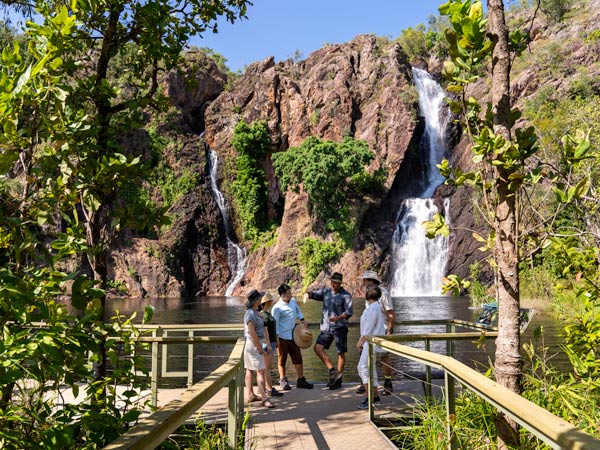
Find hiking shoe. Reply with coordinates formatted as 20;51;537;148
297;377;314;389
326;368;338;388
269;387;283;397
280;377;291;391
355;384;366;394
357;396;381;410
329;375;342;390
382;378;393;396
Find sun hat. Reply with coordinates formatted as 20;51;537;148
293;324;313;349
361;270;381;284
261;291;274;305
329;272;343;283
245;289;265;308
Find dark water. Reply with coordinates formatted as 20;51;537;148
107;296;565;386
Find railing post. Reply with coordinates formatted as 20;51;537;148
228;372;238;449
424;338;432;400
368;340;375;421
445;371;457;450
237;351;245;445
151;328;159;407
445;323;456;357
187;330;194;388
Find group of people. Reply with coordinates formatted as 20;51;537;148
243;270;395;410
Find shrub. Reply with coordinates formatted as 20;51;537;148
230;120;272;243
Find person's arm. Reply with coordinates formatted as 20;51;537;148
294;299;306;323
304;288;324;302
247;320;264;355
386;309;395;335
344;293;353;319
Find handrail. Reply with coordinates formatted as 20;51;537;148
103;337;246;450
367;336;600;450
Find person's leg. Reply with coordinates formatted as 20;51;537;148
313;343;334;368
264;352;273;390
290;344;312;388
381;352;393;394
277;341;289;380
337;352;346;374
256;368;267;400
245;369;255;402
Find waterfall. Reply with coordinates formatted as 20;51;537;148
389;68;451;297
207;149;246;296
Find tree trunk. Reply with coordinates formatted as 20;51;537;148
487;0;522;448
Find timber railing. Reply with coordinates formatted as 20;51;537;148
365;335;600;450
103;325;245;450
125;324;243;407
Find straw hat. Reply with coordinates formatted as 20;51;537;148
261;291;274;305
361;270;381;284
293;324;313;349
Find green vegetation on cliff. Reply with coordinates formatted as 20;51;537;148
273;136;385;284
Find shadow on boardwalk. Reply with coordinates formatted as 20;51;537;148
239;380;437;450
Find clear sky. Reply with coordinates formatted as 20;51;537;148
191;0;445;72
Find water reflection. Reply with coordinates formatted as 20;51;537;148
107;296;565;386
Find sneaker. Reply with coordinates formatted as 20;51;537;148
329;375;342;390
355;384;366;394
280;377;291;391
297;377;314;389
382;378;393;396
357;396;381;410
269;387;283;397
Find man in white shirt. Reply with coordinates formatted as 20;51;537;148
357;270;395;395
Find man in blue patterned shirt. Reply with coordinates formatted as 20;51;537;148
304;272;353;390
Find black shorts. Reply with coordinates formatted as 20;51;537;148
316;328;348;354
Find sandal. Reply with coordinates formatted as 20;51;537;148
261;399;275;408
247;394;261;403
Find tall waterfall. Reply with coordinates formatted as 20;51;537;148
208;149;246;296
389;68;451;297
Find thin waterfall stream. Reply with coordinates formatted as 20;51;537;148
390;68;451;297
207;148;246;296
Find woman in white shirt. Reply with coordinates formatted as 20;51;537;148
356;285;386;409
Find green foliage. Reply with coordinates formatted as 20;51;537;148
468;261;494;306
272;136;378;232
540;0;572;23
161;409;251;449
230;120;271;242
391;394;497;450
298;236;345;287
395;15;451;63
584;29;600;42
0;0;250;447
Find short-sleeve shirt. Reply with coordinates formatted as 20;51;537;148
244;308;265;340
310;287;353;332
261;310;276;342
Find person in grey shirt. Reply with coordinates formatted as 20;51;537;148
304;272;353;390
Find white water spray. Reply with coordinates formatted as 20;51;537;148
389;68;451;297
208;150;246;296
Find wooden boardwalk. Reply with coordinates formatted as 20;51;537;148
185;379;440;450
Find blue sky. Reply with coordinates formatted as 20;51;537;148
192;0;446;72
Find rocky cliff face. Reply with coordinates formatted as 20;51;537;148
204;35;424;295
110;1;600;298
